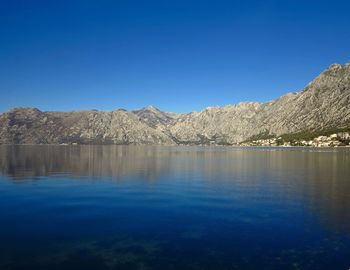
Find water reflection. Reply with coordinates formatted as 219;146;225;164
1;145;349;179
0;145;349;269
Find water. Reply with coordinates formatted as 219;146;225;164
0;145;349;270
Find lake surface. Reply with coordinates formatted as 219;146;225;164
0;145;349;270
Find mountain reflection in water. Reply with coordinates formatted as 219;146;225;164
0;145;349;270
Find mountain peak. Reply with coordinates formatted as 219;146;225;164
144;105;160;112
132;105;176;128
1;61;349;145
8;107;42;114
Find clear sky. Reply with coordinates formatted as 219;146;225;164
0;0;349;113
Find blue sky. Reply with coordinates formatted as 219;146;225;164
0;0;349;113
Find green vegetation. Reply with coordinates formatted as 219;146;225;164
243;126;350;145
242;131;276;143
280;127;350;143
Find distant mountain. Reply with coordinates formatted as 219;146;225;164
0;108;172;145
169;63;350;144
1;62;349;145
132;105;178;128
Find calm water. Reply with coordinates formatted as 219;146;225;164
0;145;349;270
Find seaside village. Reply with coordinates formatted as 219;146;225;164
240;132;350;147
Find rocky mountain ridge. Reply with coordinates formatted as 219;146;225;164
132;105;179;128
1;62;349;145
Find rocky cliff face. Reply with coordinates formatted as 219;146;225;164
132;105;178;129
1;62;349;145
0;108;173;145
168;63;350;144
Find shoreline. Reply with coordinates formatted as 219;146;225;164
0;143;349;149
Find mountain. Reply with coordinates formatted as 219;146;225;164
169;63;350;144
1;62;349;145
0;108;172;145
132;105;179;128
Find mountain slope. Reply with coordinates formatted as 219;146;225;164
132;105;178;128
168;63;350;144
0;108;173;145
0;62;349;145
